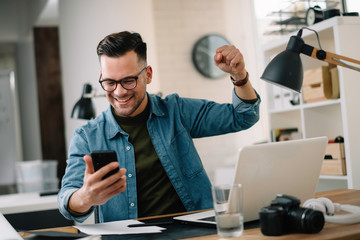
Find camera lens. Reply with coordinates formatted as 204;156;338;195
302;208;325;233
287;207;325;233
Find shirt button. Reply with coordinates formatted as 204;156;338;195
128;173;132;178
130;203;135;207
126;146;131;151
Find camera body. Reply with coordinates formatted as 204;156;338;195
259;194;324;236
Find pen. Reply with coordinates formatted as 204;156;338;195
128;221;174;227
39;190;59;196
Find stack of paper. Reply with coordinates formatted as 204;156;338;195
74;220;166;235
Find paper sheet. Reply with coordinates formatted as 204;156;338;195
74;220;166;235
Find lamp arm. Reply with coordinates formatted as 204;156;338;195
301;44;360;72
313;48;360;72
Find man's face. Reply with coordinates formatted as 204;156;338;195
100;51;152;118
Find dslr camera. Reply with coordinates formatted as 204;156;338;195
259;194;324;236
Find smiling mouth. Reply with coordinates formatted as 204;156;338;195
114;96;132;103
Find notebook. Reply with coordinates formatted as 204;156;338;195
174;136;328;226
0;212;23;240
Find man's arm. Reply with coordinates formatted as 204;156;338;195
214;45;258;101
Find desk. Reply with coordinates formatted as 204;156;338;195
0;192;58;214
0;192;73;230
21;189;360;239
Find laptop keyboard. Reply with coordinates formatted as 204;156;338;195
199;216;215;222
200;216;259;229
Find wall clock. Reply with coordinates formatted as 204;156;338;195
192;34;231;79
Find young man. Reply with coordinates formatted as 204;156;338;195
58;31;260;223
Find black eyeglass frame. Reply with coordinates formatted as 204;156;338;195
99;66;147;92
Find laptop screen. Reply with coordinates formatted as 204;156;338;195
0;212;23;240
174;137;328;225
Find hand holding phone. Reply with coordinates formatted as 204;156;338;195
91;150;119;179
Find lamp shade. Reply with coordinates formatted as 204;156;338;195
261;36;305;93
71;84;96;120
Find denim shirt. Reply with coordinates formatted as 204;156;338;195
58;90;260;223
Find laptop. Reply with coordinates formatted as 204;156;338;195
174;136;328;227
0;212;23;240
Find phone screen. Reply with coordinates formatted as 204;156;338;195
91;150;119;179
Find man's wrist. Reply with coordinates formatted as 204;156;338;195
68;189;92;215
68;205;92;217
231;71;249;87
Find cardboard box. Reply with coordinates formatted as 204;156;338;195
320;142;346;175
302;65;339;103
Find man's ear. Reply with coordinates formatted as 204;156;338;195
145;65;153;84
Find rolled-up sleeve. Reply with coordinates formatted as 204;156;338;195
57;128;95;223
232;88;261;130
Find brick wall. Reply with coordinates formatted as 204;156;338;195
153;0;231;102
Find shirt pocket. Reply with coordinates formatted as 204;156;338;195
170;129;204;178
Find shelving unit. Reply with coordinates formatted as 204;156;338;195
262;17;360;191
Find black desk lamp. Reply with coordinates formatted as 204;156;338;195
261;27;360;93
71;83;96;120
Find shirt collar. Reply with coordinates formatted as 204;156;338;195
105;106;124;139
104;93;165;139
147;93;165;117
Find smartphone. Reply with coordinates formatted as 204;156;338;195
91;150;119;179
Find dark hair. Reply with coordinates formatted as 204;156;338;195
96;31;147;63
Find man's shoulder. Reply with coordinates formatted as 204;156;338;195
149;93;181;108
75;108;114;132
150;92;180;101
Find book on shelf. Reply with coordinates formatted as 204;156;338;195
271;128;301;142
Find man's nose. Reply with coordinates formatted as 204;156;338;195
113;83;128;95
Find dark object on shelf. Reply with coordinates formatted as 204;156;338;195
306;7;341;26
290;92;300;105
264;1;349;34
334;136;344;143
324;8;341;19
343;12;359;16
306;6;324;25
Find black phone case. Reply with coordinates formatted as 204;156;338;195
91;150;119;179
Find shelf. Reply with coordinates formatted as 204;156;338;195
263;16;360;191
262;17;360;52
319;175;347;180
269;98;340;113
302;99;341;109
269;105;301;114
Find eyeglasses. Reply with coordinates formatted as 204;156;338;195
99;66;147;92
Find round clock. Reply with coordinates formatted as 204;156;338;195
192;34;231;79
306;6;324;26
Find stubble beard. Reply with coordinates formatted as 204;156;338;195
111;92;147;118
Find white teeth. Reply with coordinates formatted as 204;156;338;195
115;96;131;102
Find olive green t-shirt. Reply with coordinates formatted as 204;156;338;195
114;104;186;218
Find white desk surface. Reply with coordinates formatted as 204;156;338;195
0;192;58;214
